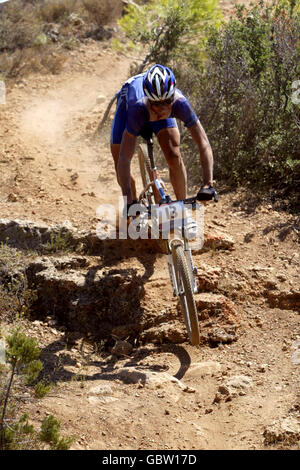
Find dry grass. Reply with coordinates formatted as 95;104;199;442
0;0;122;79
80;0;123;26
39;0;79;23
0;46;68;78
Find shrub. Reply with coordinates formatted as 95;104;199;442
0;1;41;53
80;0;122;26
39;0;78;23
41;230;73;253
0;328;42;449
39;415;74;450
0;0;120;78
178;0;300;208
0;243;37;322
117;0;222;74
34;380;53;398
0;328;74;450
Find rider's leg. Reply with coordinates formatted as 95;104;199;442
110;93;137;201
110;143;138;200
157;127;187;200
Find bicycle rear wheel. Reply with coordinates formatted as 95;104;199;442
138;143;155;206
172;242;200;346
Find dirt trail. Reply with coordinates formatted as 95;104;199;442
0;45;127;227
0;7;299;451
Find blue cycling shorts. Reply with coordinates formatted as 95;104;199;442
110;92;178;144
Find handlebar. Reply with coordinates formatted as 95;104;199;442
130;189;218;219
158;188;218;207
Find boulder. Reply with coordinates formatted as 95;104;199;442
263;417;300;446
266;289;300;311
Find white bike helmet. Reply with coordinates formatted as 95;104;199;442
143;64;176;101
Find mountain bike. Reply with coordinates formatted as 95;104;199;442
132;134;218;346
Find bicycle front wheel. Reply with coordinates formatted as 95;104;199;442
137;143;155;206
172;242;200;346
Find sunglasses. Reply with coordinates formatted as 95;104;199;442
149;97;174;107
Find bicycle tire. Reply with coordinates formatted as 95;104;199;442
172;242;200;346
137;143;155;206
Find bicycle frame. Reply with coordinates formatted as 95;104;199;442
137;138;199;296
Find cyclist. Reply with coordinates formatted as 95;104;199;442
110;64;216;218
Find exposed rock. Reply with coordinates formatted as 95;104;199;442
88;384;113;396
111;340;133;357
263;417;300;445
88;396;118;405
7;193;18;202
85;26;112;41
184;361;222;378
140;322;187;345
25;256;145;338
0;218;76;251
216;374;253;401
195;293;239;343
0;219;239;346
207;326;237;345
291;340;300;365
118;367;191;392
196;266;221;292
195;293;237;319
225;375;253;391
266;289;300;311
96;94;106;104
201;231;235;252
0;218;234;255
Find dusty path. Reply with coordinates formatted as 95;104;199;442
0;7;299;450
0;44;128;228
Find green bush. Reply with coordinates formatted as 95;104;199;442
0;328;42;449
0;328;74;450
39;414;74;450
179;0;300;207
118;0;222;74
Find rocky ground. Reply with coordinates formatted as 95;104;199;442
0;0;299;451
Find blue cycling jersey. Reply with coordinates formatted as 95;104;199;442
110;73;199;144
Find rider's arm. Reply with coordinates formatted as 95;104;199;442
188;120;214;188
118;130;137;204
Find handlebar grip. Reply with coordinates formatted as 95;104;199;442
197;187;218;202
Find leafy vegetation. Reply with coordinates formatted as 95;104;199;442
186;0;300;209
39;414;74;450
0;243;73;450
41;230;74;254
0;242;37;322
0;328;74;450
116;0;222;75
